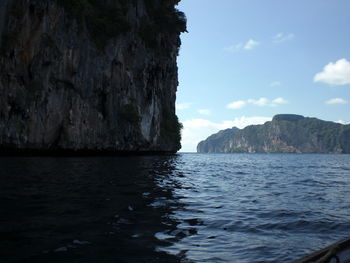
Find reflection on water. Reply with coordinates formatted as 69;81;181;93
0;156;188;262
1;154;350;263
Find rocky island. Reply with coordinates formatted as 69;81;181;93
0;0;186;154
197;114;350;153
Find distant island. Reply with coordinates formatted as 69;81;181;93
197;114;350;153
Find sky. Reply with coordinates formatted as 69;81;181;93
175;0;350;152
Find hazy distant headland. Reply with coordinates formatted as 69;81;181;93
0;0;186;155
197;114;350;153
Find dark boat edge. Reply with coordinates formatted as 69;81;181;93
292;237;350;263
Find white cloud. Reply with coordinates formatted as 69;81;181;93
248;97;269;106
183;118;216;129
326;98;348;105
224;43;243;52
223;116;272;129
176;102;191;110
335;120;350;125
273;33;295;43
270;81;281;87
180;116;272;152
314;58;350;86
244;39;259;50
272;97;288;105
227;100;246;109
225;39;259;52
227;97;288;109
197;109;212;115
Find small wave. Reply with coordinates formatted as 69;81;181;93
235;171;249;175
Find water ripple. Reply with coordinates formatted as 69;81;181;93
1;154;350;262
157;153;350;263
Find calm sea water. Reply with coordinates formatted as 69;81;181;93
1;153;350;262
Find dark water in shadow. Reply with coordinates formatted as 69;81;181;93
1;154;350;262
0;156;187;263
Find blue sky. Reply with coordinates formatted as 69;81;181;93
175;0;350;152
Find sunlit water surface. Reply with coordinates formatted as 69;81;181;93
1;153;350;262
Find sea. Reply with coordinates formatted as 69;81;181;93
1;153;350;263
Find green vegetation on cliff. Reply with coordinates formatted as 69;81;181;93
140;0;187;49
160;111;183;145
57;0;186;49
197;114;350;153
58;0;131;49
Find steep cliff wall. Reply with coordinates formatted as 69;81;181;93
0;0;185;154
197;115;350;153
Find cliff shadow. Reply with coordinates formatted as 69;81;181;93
0;155;190;262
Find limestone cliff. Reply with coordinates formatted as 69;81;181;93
197;115;350;153
0;0;186;154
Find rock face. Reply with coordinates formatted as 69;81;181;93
0;0;186;154
197;114;350;153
